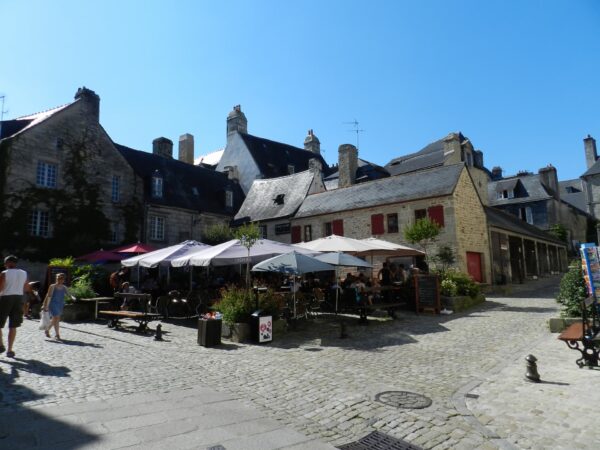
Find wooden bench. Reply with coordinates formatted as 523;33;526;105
98;310;161;333
558;296;600;368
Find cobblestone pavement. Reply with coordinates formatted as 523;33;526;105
2;275;593;449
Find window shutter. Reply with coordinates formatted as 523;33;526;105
291;226;302;243
371;214;384;235
427;205;445;227
332;219;344;236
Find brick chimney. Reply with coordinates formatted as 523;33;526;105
491;166;503;180
308;157;322;173
338;144;358;188
74;87;100;121
227;105;247;138
538;164;559;200
152;137;173;158
178;133;194;164
304;129;321;154
585;135;597;170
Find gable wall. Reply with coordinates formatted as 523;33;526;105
216;132;261;194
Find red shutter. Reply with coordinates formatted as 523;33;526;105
371;214;384;235
291;226;301;243
332;219;344;236
427;205;445;227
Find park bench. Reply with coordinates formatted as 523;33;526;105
99;293;160;333
558;296;600;368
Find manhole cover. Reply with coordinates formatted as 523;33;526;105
338;431;422;450
374;391;432;409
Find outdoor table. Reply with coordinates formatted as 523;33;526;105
77;297;114;319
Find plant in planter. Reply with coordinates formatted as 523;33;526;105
439;270;483;312
215;286;255;342
68;275;98;303
556;263;587;318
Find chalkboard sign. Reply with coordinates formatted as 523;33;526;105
414;275;440;314
44;266;72;298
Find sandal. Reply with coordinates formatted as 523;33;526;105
45;330;51;338
6;351;15;358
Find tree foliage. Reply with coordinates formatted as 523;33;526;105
403;218;441;261
549;223;568;243
556;263;588;317
233;222;261;287
203;223;234;245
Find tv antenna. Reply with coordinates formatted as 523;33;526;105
343;119;364;149
0;96;7;122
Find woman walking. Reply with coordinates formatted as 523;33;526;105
42;273;71;340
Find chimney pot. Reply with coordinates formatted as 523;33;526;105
338;144;358;188
152;137;173;158
178;133;194;164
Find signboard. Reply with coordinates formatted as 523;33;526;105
258;316;272;343
580;243;600;298
414;275;440;314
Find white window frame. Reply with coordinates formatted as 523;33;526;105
109;222;119;243
259;224;267;239
152;175;163;198
29;210;50;237
36;161;57;188
525;207;533;225
225;190;233;208
149;216;165;241
111;175;121;203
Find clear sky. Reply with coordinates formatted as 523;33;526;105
1;0;599;180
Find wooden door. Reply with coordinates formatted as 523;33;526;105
466;252;483;283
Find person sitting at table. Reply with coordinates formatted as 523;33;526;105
342;273;355;288
119;282;138;310
351;276;372;305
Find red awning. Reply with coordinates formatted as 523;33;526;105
76;250;125;263
112;243;157;254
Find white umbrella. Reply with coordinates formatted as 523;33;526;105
170;239;316;267
121;240;210;268
252;251;335;318
359;237;424;256
295;234;376;253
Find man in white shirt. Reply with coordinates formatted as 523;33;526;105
0;255;32;358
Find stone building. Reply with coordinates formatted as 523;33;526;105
215;105;330;194
0;88;139;259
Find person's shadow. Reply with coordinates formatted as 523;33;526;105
2;357;71;378
45;339;103;348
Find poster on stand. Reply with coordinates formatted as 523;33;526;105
580;243;600;298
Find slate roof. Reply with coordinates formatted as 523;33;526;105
323;158;390;190
115;144;244;215
582;159;600;177
559;179;588;213
0;103;71;140
295;164;464;219
235;170;317;222
485;206;565;246
488;174;552;206
239;133;330;178
385;133;468;176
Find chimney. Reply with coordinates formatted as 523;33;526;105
538;164;559;200
338;144;358;188
227;105;248;138
491;166;503;180
443;132;462;165
74;87;100;121
224;165;239;181
178;133;194;164
308;158;322;173
152;137;173;158
304;129;321;154
473;150;484;168
585;135;597;170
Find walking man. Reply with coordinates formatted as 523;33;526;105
0;255;31;357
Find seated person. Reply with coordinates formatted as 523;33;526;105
341;273;355;289
351;277;372;305
119;282;138;310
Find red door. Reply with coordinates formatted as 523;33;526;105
466;252;483;282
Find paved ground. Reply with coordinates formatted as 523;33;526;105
1;275;598;449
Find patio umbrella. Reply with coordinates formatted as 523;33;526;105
170;239;316;267
358;237;424;256
252;251;335;317
76;249;125;264
112;242;157;254
294;234;376;253
121;240;210;268
313;252;372;312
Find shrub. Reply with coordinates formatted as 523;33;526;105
440;279;458;297
556;264;587;317
68;274;97;302
442;270;480;298
258;289;285;320
73;264;111;296
49;256;75;267
215;286;255;326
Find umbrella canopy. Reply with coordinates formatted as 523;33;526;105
76;249;125;264
358;237;424;256
252;251;335;275
314;252;372;268
170;239;316;267
121;240;210;268
112;242;157;254
294;234;376;253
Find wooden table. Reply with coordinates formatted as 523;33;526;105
77;297;114;319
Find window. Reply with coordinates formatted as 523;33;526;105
415;209;427;221
427;205;445;227
371;214;384;235
36;161;57;188
275;223;291;235
324;222;333;236
387;213;399;233
29;210;50;237
225;190;233;208
287;165;295;175
519;207;533;225
109;223;119;243
149;216;165;241
111;175;121;203
274;194;285;205
259;225;267;239
304;225;312;242
56;137;64;150
466;152;473;167
497;189;515;199
291;226;302;243
151;173;163;198
332;219;344;236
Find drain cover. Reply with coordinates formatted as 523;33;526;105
374;391;432;409
338;431;422;450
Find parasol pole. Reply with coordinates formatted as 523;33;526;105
335;267;339;313
293;275;297;318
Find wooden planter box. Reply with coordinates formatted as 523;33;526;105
548;317;582;333
62;302;95;322
221;322;251;343
441;293;486;312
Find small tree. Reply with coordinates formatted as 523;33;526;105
556;263;587;317
203;223;234;245
233;222;261;287
549;223;568;243
404;218;441;265
436;245;456;274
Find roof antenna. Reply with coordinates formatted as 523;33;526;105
0;95;7;122
343;119;364;150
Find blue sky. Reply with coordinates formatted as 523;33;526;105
2;0;599;180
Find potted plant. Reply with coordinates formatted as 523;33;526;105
549;263;587;332
439;270;485;312
62;274;98;322
216;286;255;342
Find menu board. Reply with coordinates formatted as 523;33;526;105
415;275;440;314
580;244;600;298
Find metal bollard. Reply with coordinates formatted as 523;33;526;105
525;354;540;382
155;324;163;341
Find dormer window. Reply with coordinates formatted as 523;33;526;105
496;189;515;200
274;194;285;205
287;165;295;174
152;172;163;198
192;187;199;196
56;137;64;150
225;189;233;208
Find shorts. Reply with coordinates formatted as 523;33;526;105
0;295;24;328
